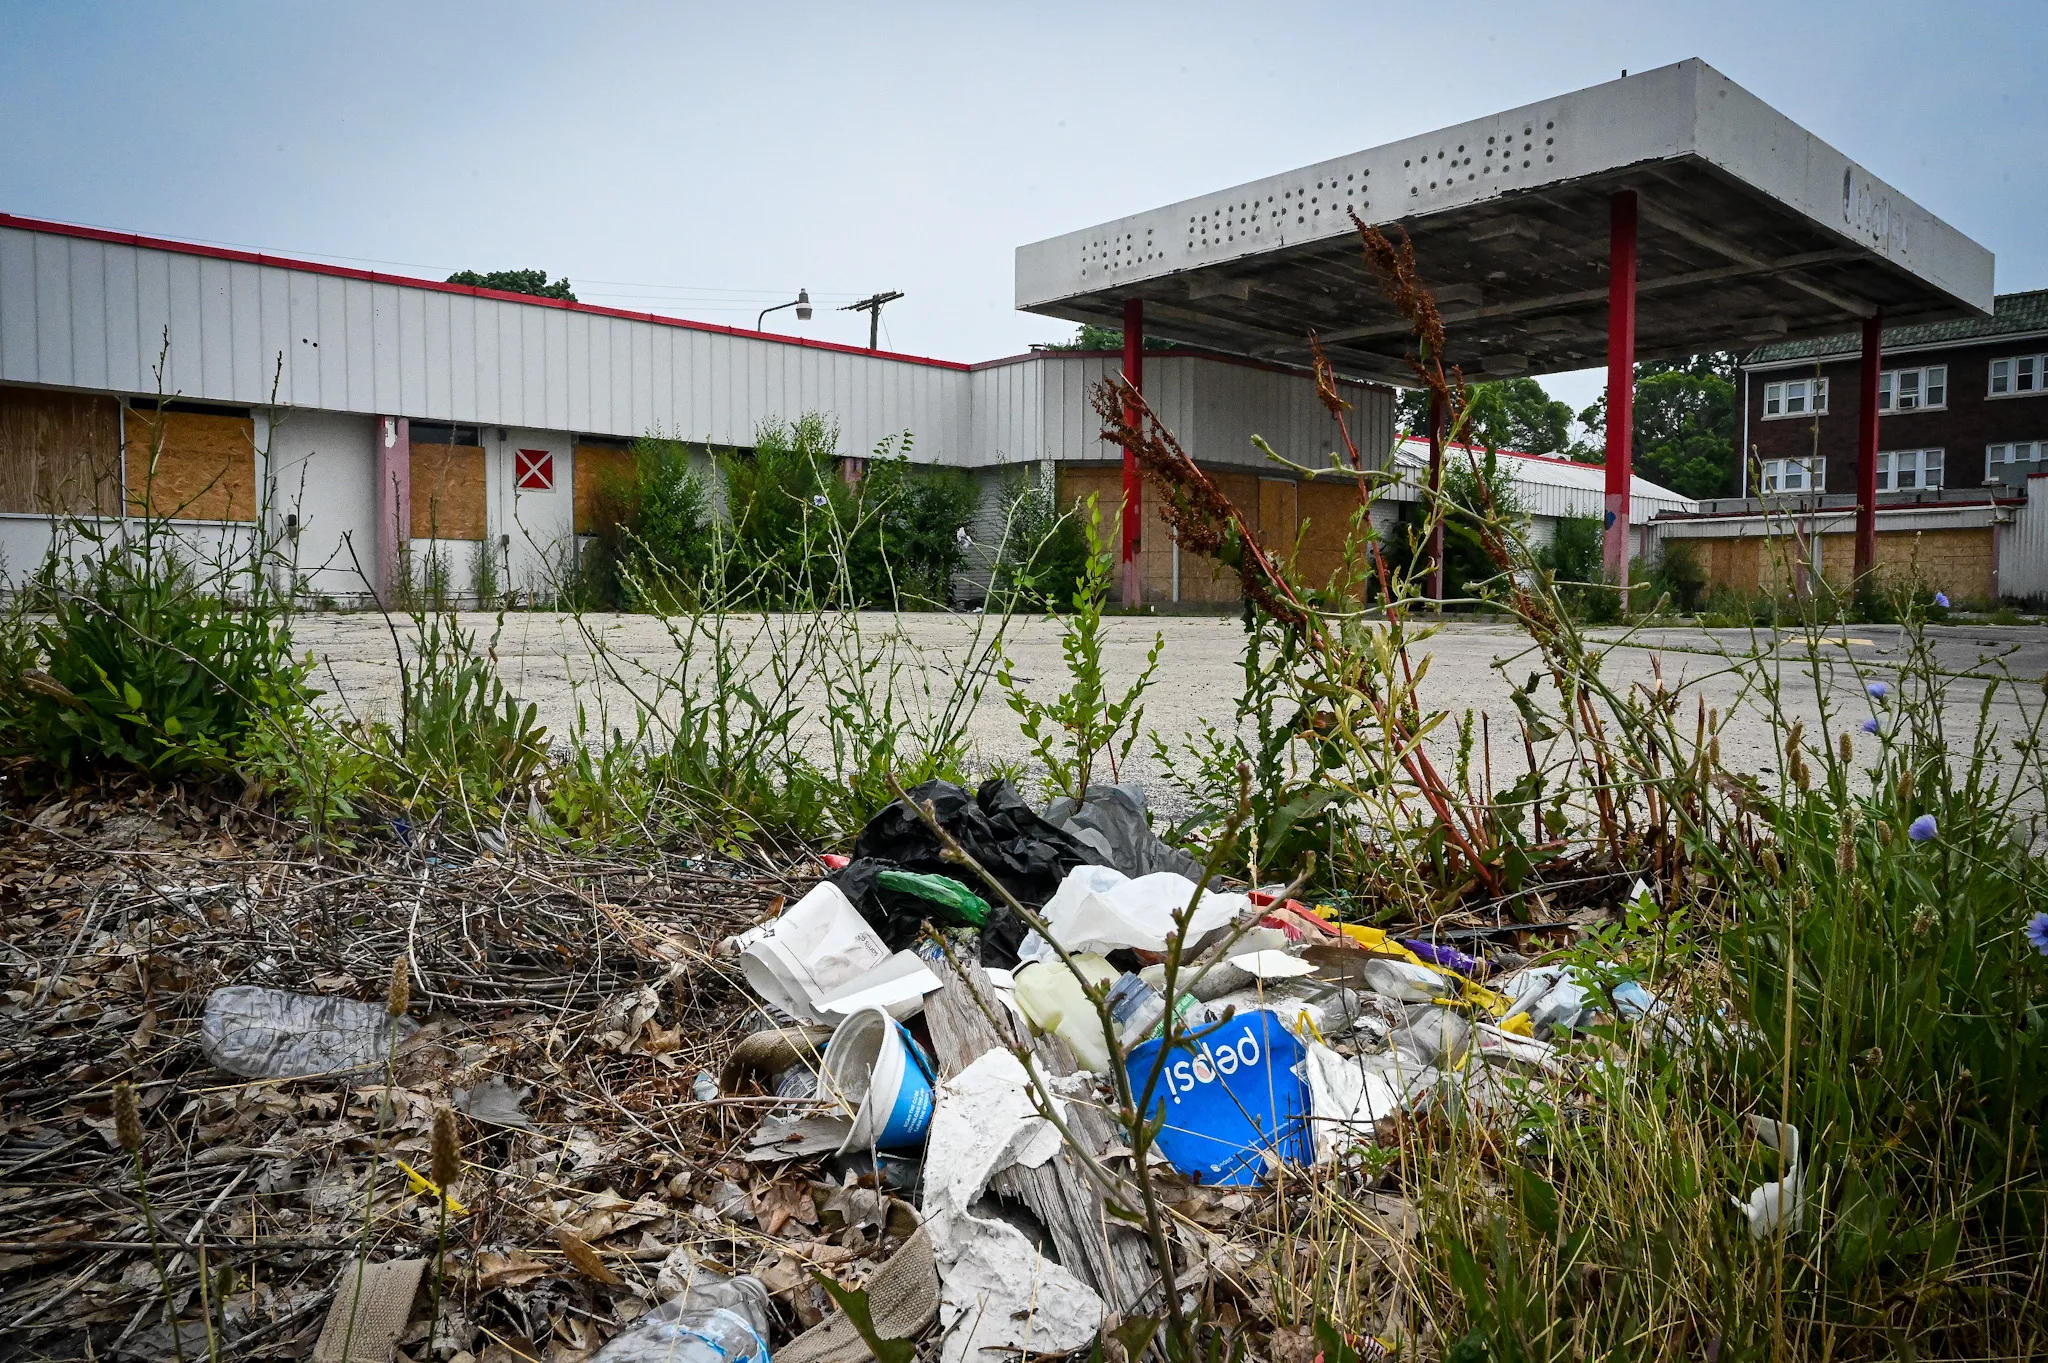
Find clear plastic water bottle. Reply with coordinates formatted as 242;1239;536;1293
590;1273;772;1363
1106;972;1167;1047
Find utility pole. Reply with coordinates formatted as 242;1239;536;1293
841;291;905;350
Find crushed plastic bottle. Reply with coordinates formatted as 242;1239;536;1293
591;1272;771;1363
198;986;420;1079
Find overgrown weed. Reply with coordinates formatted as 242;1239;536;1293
1080;211;2048;1359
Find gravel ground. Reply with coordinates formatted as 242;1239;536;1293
295;610;2048;817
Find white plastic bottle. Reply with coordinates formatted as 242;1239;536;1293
591;1273;772;1363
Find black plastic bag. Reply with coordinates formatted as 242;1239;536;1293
832;778;1099;967
1041;783;1204;880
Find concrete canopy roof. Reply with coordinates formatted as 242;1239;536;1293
1016;60;1994;387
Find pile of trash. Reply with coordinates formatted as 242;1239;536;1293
0;780;1700;1363
708;779;1680;1363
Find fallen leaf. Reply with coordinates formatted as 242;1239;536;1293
754;1180;819;1237
555;1228;622;1286
568;1189;667;1242
477;1249;551;1292
819;1177;888;1232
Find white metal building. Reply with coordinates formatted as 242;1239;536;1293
1380;438;1696;555
0;212;1391;606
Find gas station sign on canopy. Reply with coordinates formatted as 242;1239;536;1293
1016;60;1993;384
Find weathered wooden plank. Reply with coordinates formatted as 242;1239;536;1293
921;953;1158;1315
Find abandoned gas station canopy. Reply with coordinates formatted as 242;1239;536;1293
1015;60;1994;384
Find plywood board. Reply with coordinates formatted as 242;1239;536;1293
0;385;121;515
1874;527;1995;601
1257;477;1297;551
1296;478;1372;592
410;443;487;541
123;407;256;522
573;444;636;535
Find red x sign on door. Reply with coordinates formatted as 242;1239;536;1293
515;448;554;491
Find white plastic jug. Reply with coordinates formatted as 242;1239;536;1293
1012;953;1120;1072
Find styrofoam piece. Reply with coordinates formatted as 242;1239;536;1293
920;1050;1103;1363
813;951;942;1021
1301;1042;1433;1163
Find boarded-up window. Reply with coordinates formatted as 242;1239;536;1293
573;444;637;535
0;386;123;515
1296;480;1370;592
123;406;256;522
1257;478;1297;551
411;444;487;540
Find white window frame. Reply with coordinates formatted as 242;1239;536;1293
1987;440;2047;481
1878;365;1948;413
1875;448;1944;492
1762;377;1829;420
1988;354;2048;399
1760;456;1825;493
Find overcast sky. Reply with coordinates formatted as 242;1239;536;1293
4;2;2042;421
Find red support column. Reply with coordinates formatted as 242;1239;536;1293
1854;313;1882;584
1120;298;1144;607
1426;391;1445;601
1603;191;1639;607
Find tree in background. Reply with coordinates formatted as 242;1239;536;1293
1042;323;1180;351
1574;353;1737;500
446;268;578;302
1397;378;1575;456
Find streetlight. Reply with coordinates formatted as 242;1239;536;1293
757;288;813;332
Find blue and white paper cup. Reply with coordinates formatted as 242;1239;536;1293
822;1007;936;1152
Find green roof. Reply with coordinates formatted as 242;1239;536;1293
1743;290;2048;366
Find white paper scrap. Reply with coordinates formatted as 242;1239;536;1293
1226;949;1319;980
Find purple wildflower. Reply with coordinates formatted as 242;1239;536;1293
2026;913;2048;958
1907;814;1938;843
1861;718;1880;735
1867;681;1890;700
1934;592;1951;609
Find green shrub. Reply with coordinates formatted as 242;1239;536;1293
997;496;1163;801
0;525;315;782
467;538;500;608
1647;539;1707;613
378;612;548;812
1538;511;1622;621
1441;448;1527;602
622;437;715;607
241;706;379;846
723;413;847;603
842;451;979;609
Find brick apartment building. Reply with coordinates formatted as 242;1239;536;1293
1739;289;2048;498
1649;291;2048;605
